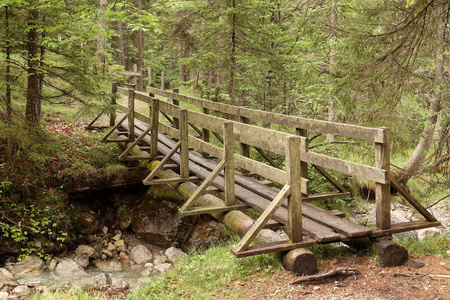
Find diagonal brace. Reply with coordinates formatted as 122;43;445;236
143;141;182;184
101;114;128;142
119;126;152;161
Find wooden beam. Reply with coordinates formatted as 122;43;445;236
179;109;189;179
127;89;135;141
142;141;181;184
375;128;390;230
232;238;317;258
181;203;248;216
101;114;128;142
150;98;159;157
286;136;303;242
223;122;235;206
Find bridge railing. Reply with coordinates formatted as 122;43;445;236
111;84;392;231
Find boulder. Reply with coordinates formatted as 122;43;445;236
165;247;187;264
417;227;441;241
73;253;90;268
0;269;13;280
111;279;129;290
75;245;95;258
185;219;229;251
93;260;123;272
7;255;44;277
119;252;130;265
83;273;112;289
131;200;193;248
130;245;153;265
0;292;9;300
54;259;87;278
0;268;17;290
12;285;31;297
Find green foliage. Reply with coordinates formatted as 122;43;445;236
128;242;281;300
395;232;450;258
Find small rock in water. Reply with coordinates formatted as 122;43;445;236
0;292;9;300
111;279;129;290
130;245;153;265
47;259;58;271
0;268;14;280
75;245;96;258
7;255;44;277
144;262;153;268
93;260;123;272
153;255;168;266
119;252;130;265
165;247;187;263
73;253;90;268
83;273;112;289
101;254;107;260
140;267;154;277
54;259;87;278
154;263;172;273
12;285;31;297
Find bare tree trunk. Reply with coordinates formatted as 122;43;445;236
117;21;125;66
229;0;237;105
136;0;144;91
397;4;445;185
5;6;12;122
178;38;186;82
326;0;338;142
96;0;107;74
25;5;41;125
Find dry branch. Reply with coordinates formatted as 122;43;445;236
290;267;360;285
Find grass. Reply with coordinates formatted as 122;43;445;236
395;231;450;258
127;242;281;300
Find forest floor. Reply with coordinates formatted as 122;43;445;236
224;254;450;300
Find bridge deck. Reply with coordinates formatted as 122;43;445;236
128;120;374;244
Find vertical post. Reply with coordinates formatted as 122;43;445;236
240;116;250;174
127;88;135;141
110;82;117;126
223;121;235;206
172;88;180;129
286;136;303;243
133;64;138;88
147;67;152;86
375;128;391;230
148;83;155;118
296;128;309;195
179;109;189;179
150;98;159;158
160;71;165;90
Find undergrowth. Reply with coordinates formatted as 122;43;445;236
395;232;450;258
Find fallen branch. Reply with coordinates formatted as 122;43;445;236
290;267;361;285
429;274;450;279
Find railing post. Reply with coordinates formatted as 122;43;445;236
110;82;117;127
172;88;180;129
148;83;155;117
127;88;135;141
147;67;152;87
160;71;165;90
179;109;189;179
223;121;235;206
150;98;159;158
296;128;309;195
375;127;391;230
240;116;250;174
286;135;303;243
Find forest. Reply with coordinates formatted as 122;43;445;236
0;0;449;298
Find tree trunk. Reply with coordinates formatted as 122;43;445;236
326;0;338;143
5;5;12;122
25;5;41;125
96;0;107;74
397;4;445;185
229;0;237;105
117;21;125;66
137;0;144;91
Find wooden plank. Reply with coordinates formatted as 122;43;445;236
150;98;159;157
223;122;235;206
286;136;303;242
179;109;189;178
302;203;372;238
127;89;135;141
117;105;128;113
143;177;198;185
375;128;391;230
303;152;387;184
232;238;317;258
371;220;441;238
302;192;350;202
234;185;291;252
146;86;386;143
117;86;129;95
390;178;437;222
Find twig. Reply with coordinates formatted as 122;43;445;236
290;267;361;285
426;195;450;209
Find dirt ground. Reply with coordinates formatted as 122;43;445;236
225;255;449;300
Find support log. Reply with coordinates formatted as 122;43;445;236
373;239;408;267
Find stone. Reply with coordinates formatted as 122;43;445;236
83;273;112;289
102;249;114;258
119;252;130;265
186;219;229;251
417;227;441;241
115;240;126;252
0;292;9;300
102;226;109;234
73;253;90;268
12;285;30;297
154;263;172;273
140;267;155;277
165;247;187;264
76;209;100;234
0;269;13;280
131;200;193;248
93;260;123;272
47;259;58;271
75;245;95;258
406;260;425;269
107;243;116;252
35;286;47;293
54;259;87;278
112;232;122;241
7;255;44;277
111;279;129;290
0;268;18;290
153;255;168;266
144;262;153;268
130;245;153;265
119;213;132;230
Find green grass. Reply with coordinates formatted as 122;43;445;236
127;242;281;300
395;231;450;258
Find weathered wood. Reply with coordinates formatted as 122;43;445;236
312;164;347;193
160;70;165;90
179;109;189;179
303;152;387;184
172;88;180;129
147;67;152;86
283;248;318;276
118;126;152;161
296;128;309;195
370;220;441;237
390;178;437;222
181;203;248;216
127;89;135;141
110;82;117;126
144;176;198;185
290;267;360;284
374;239;408;267
150;98;159;157
286;136;303;242
101;114;128;142
142;141;181;184
233;239;317;259
233;184;291;253
223;122;235;206
239;116;250;173
146;86;386;143
375;128;391;229
302;192;350;202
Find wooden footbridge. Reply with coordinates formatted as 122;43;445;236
91;83;440;259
